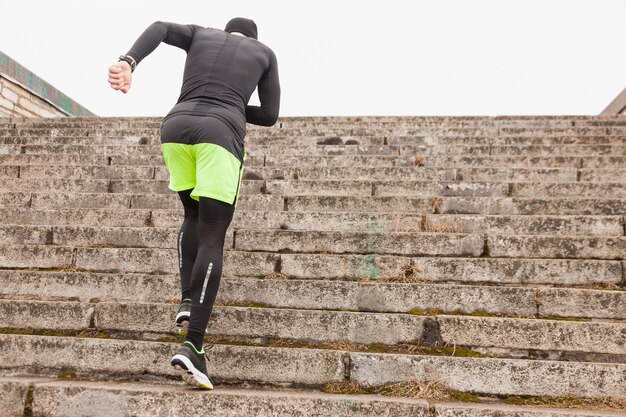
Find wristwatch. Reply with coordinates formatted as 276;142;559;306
118;55;137;72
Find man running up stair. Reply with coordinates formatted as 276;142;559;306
108;16;280;389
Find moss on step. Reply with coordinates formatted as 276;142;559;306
504;394;626;412
201;335;496;359
539;315;591;322
57;370;78;380
322;380;481;403
0;327;111;339
323;381;626;412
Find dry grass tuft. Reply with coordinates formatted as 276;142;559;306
263;271;288;280
413;155;427;166
505;394;626;412
420;214;462;233
572;282;625;291
377;380;452;401
431;197;443;214
392;262;422;283
321;381;376;395
322;379;469;402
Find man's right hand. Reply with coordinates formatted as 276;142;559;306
108;61;132;93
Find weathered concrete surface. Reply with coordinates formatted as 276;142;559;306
218;278;539;317
538;288;626;320
280;253;622;285
432;402;626;417
0;245;74;269
130;193;284;211
0;225;50;245
74;247;278;276
0;377;30;417
30;192;131;209
0;300;93;331
488;235;626;260
580;168;626;183
0;154;107;166
285;195;434;213
265;180;373;196
482;215;624;236
511;182;626;199
439;197;626;216
51;225;175;248
95;303;433;345
0;334;345;386
31;380;430;417
350;353;626;398
0;191;31;208
0;165;18;178
235;230;484;257
0;178;110;193
436;315;626;354
0;271;178;303
0;208;151;227
19;165;154;180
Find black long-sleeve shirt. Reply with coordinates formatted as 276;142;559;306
125;21;280;155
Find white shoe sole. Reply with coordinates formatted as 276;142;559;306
171;354;213;390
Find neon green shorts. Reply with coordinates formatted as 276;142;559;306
161;142;245;206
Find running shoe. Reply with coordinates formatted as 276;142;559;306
175;299;192;333
170;341;214;390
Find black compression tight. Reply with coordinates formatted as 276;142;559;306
176;189;234;351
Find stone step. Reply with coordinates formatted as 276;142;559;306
2;245;621;286
398;144;624;157
2;207;621;236
18;165;156;180
0;224;235;250
282;196;625;215
238;166;582;182
1;334;624;398
96;303;626;356
5;190;625;216
274;253;623;286
1;176;624;202
1;377;437;417
2;143;623;158
1;124;621;135
0;191;284;211
3;299;623;356
348;351;626;398
269;180;626;199
0;208;152;227
0;334;345;386
0;299;433;346
7;377;624;417
0;178;264;196
387;135;626;146
0;153;264;167
434;196;625;215
3;133;626;147
435;315;626;356
265;155;626;169
1;271;623;320
1;123;624;137
235;230;626;260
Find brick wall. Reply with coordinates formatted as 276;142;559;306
0;75;68;118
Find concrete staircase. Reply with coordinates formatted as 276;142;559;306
0;115;625;416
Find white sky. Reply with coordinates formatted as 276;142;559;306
1;0;624;117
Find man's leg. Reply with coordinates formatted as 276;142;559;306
184;196;234;351
176;189;199;301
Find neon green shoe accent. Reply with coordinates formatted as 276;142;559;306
161;142;243;206
184;340;205;355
